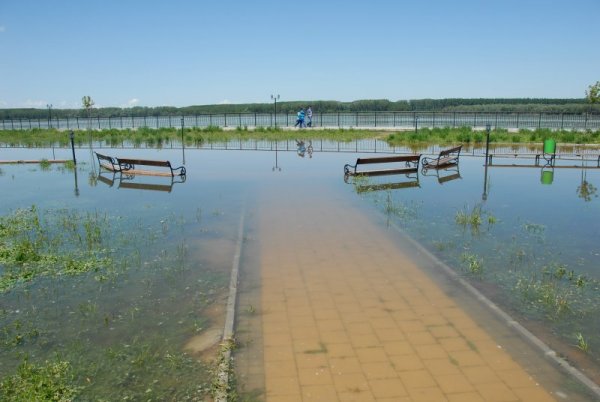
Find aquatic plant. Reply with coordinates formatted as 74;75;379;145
0;359;81;401
575;332;590;353
460;253;483;275
39;159;51;170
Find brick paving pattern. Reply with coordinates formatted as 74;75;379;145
257;188;556;402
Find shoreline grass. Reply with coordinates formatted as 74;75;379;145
1;126;600;148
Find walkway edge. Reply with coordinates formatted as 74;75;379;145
391;222;600;399
215;204;246;402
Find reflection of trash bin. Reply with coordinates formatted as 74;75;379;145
541;168;554;185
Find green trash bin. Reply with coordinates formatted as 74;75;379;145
543;138;556;155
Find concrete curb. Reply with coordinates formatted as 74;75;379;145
391;221;600;399
215;204;246;402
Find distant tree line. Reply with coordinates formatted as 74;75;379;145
1;98;599;120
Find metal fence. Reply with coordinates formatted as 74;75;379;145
2;111;600;131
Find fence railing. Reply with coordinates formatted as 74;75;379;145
1;111;600;131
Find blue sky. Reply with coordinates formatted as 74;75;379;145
0;0;598;108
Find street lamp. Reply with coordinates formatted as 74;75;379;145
271;94;280;128
47;104;53;128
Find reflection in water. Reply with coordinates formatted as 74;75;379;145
73;166;80;197
96;171;186;193
540;166;554;185
421;163;461;185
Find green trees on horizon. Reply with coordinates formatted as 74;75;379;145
1;98;600;120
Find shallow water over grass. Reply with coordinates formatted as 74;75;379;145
1;142;599;398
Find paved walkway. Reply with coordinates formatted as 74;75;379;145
256;185;557;402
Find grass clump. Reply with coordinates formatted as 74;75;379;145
0;359;81;401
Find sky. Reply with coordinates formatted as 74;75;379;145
0;0;599;109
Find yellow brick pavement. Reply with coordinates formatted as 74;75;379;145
257;187;556;402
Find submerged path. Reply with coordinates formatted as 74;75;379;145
252;181;573;402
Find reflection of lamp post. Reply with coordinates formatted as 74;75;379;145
271;94;280;128
272;141;281;172
47;104;53;128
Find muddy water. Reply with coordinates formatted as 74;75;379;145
235;179;596;401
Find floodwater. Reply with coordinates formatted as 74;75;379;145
0;143;599;401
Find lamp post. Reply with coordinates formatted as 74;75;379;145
482;124;491;201
47;104;53;128
414;115;419;134
271;94;280;128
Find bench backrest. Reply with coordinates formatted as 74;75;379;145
438;146;462;158
356;155;421;165
96;152;115;164
117;158;171;168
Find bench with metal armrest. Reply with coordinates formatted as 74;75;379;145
344;154;421;176
422;145;462;171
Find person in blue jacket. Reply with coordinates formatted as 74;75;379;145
294;108;305;128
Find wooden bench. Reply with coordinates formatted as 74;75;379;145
421;145;462;170
344;154;421;176
116;157;186;177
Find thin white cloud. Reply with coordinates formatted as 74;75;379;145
218;99;231;105
122;98;140;108
22;99;48;108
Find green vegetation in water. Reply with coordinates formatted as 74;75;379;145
576;333;590;353
0;206;113;292
386;127;600;146
38;159;51;170
0;126;382;147
0;359;80;401
455;204;496;234
0;204;230;400
460;253;483;275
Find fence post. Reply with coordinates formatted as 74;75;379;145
97;116;100;129
254;113;257;127
516;113;519;129
560;113;564;130
538;112;542;129
355;112;358;127
393;112;396;127
453;112;456;128
224;113;227;127
132;115;135;128
495;112;498;129
584;113;588;130
121;116;123;128
374;112;377;127
474;112;477;128
239;113;242;127
338;112;340;127
433;112;436;128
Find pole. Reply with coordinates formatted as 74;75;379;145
181;117;186;165
70;130;77;165
484;124;491;165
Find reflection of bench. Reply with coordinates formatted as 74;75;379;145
344;154;421;176
422;164;461;184
117;157;186;177
96;171;185;193
354;180;420;193
422;146;462;171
